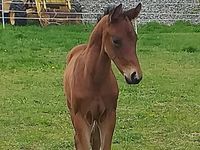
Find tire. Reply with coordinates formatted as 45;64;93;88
0;12;10;24
0;4;2;23
9;0;27;25
70;1;82;23
71;1;82;12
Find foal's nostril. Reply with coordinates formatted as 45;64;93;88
131;72;137;81
130;72;142;84
125;72;142;84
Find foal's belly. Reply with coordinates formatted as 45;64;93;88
66;68;119;117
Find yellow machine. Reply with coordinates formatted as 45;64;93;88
1;0;82;26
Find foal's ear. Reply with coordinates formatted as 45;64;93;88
109;4;123;23
124;3;142;20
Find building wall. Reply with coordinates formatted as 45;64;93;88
77;0;200;24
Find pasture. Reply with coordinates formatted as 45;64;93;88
0;22;200;149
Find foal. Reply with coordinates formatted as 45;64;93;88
64;3;142;150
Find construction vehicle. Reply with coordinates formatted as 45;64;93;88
1;0;82;26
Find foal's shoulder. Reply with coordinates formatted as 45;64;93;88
66;44;87;64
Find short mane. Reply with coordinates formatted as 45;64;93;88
97;5;116;23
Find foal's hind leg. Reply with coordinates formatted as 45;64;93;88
73;113;91;150
99;110;116;150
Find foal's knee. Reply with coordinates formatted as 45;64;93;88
74;131;91;150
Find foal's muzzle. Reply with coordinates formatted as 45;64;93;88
125;72;142;84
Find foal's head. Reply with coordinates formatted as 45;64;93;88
102;3;142;84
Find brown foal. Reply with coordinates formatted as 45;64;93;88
64;3;142;150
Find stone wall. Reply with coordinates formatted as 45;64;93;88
76;0;200;24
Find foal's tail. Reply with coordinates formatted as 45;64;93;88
90;121;101;150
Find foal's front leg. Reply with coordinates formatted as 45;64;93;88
73;113;91;150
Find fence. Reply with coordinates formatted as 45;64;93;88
1;0;200;29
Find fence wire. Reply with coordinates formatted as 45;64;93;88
1;1;200;27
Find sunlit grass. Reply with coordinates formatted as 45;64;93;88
0;22;200;149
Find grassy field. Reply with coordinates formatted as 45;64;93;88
0;22;200;149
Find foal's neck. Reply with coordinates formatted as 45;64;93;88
84;17;111;84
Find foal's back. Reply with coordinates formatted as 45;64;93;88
64;44;87;108
66;44;87;65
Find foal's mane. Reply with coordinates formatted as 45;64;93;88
97;5;116;23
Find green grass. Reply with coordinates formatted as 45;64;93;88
0;22;200;149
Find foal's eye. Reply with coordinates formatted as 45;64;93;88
112;37;121;47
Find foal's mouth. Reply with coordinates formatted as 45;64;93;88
125;76;142;84
124;72;142;85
